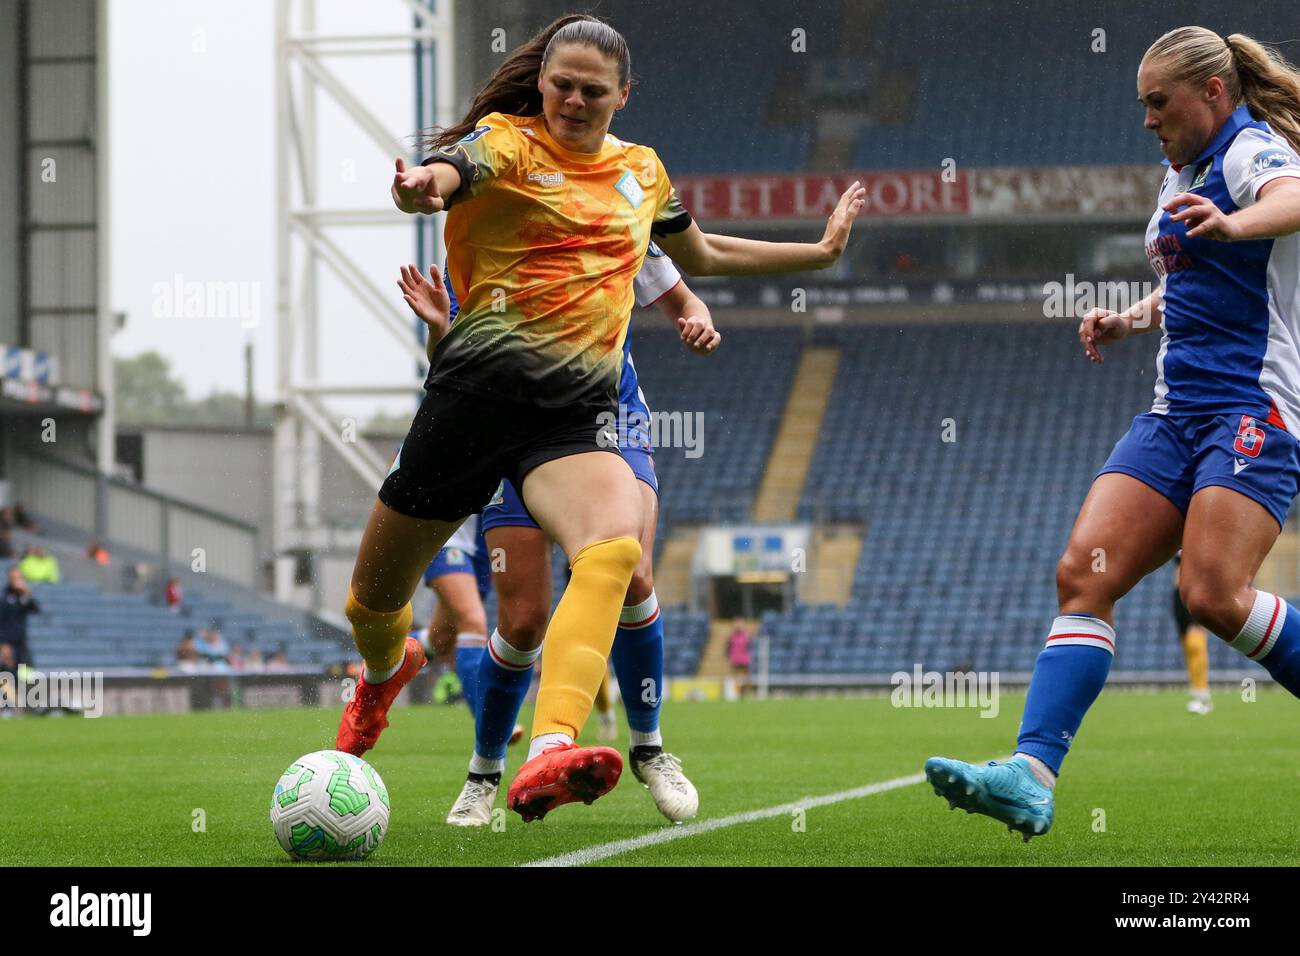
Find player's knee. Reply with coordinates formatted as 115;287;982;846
499;601;548;650
344;587;372;625
626;565;654;604
1178;575;1238;638
346;577;406;616
579;534;641;575
1054;548;1094;605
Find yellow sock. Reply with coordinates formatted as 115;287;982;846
595;672;613;714
1183;625;1210;693
345;586;413;674
533;536;641;738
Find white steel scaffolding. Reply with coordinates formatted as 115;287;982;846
272;0;454;606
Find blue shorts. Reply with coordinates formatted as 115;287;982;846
423;521;492;600
1099;411;1300;528
480;445;657;533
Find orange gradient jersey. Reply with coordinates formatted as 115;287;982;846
423;111;692;410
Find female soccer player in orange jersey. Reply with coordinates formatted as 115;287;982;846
338;14;865;822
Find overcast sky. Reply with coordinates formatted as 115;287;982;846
109;0;430;420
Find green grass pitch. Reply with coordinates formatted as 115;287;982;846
3;687;1297;866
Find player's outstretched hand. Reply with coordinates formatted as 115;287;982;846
398;263;451;342
818;180;867;265
392;157;445;215
678;315;721;356
1078;307;1131;364
1164;192;1240;241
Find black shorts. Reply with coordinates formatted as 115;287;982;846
377;383;622;522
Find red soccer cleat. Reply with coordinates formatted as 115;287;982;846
506;743;623;822
335;637;426;756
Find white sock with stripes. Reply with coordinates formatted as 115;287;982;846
1227;590;1286;661
456;631;487;650
487;628;541;670
620;590;660;627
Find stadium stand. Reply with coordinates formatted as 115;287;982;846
2;520;355;672
608;0;1300;173
630;325;803;524
748;320;1255;676
26;582;355;671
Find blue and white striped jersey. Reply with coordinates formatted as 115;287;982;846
1146;105;1300;427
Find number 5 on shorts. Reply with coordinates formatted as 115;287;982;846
1233;415;1265;459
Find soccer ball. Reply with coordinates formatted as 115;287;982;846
270;750;390;861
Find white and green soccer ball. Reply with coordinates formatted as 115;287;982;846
270;750;390;861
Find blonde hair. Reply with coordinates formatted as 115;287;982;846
1142;26;1300;152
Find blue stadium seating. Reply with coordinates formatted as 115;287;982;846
749;320;1274;675
24;582;353;670
628;325;802;524
603;0;1300;172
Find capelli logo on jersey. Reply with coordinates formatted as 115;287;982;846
527;170;564;188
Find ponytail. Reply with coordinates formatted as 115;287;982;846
1226;33;1300;154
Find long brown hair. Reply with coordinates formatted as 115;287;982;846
1142;26;1300;151
420;14;631;152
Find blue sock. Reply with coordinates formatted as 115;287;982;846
1228;590;1300;695
472;629;539;765
1015;615;1115;775
611;592;664;738
454;636;485;715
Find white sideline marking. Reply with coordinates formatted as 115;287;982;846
520;770;928;868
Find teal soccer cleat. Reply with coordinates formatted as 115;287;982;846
924;755;1054;842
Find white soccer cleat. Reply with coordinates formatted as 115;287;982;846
630;749;699;823
597;710;619;741
1187;696;1213;715
446;777;498;827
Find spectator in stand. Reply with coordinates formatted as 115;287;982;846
164;577;183;611
0;566;41;677
175;633;199;673
228;643;245;670
85;540;110;565
244;648;265;672
18;546;60;584
0;506;35;533
194;627;230;665
123;560;152;593
727;618;753;680
266;651;290;673
0;527;13;560
11;505;40;534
